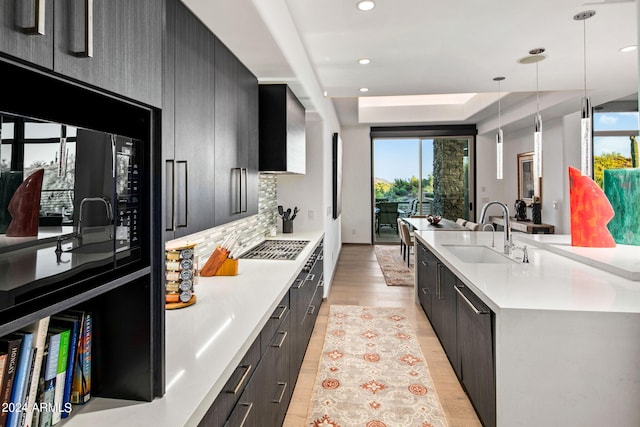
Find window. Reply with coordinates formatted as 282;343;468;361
593;101;639;188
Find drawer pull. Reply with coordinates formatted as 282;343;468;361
272;331;288;348
224;402;253;427
306;273;316;282
454;286;489;315
224;364;252;395
307;305;316;315
317;280;324;288
421;287;430;295
271;305;287;320
292;278;305;289
273;382;287;404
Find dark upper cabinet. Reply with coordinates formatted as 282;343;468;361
238;58;259;217
53;0;162;107
163;0;215;240
214;38;259;225
0;0;161;107
0;0;54;68
259;84;306;174
164;0;259;240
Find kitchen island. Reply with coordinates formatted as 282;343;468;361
63;230;325;427
415;230;640;427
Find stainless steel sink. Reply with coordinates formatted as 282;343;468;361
442;244;516;264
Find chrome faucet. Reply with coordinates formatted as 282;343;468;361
479;201;511;255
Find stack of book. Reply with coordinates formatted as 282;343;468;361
0;310;92;427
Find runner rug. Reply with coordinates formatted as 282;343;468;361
374;244;414;287
306;305;448;427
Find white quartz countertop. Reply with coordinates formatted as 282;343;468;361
64;230;325;427
415;231;640;314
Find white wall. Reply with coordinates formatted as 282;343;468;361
475;111;583;235
340;125;372;244
278;111;342;297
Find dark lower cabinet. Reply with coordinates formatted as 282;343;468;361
198;337;261;426
202;241;323;427
417;242;495;427
258;311;291;427
416;242;437;319
434;265;459;376
456;285;495;427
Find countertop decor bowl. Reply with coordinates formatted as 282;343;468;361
427;215;442;224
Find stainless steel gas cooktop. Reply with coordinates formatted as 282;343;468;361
240;239;309;260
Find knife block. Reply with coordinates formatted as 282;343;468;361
215;258;238;276
201;246;229;276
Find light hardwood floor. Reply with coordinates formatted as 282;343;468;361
283;243;482;427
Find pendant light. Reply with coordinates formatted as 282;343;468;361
493;76;505;180
574;10;596;177
519;48;546;180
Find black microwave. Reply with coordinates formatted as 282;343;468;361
0;111;149;313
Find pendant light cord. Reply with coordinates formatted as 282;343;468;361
536;62;540;115
498;80;502;130
583;19;587;98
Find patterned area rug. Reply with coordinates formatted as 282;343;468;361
306;305;448;427
374;244;414;287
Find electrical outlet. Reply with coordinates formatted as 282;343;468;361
308;209;315;220
351;228;356;235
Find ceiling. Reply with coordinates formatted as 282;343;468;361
182;0;638;130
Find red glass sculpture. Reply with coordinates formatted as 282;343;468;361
568;166;615;247
6;168;44;237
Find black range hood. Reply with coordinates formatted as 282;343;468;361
258;84;306;174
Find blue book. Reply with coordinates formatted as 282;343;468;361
6;332;33;427
50;314;81;419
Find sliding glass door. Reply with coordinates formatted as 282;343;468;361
372;131;474;243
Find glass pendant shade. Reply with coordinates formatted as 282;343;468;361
580;96;593;177
496;129;504;179
533;113;542;179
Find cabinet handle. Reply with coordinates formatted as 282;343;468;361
224;402;253;427
307;305;316;315
421;287;429;295
241;168;248;213
436;264;441;299
231;168;242;214
454;286;489;315
272;331;288;348
305;273;315;282
271;305;287;320
317;280;324;288
175;161;188;228
165;160;175;231
224;364;252;395
21;0;46;35
273;382;287;404
292;278;305;289
73;0;93;58
421;260;427;267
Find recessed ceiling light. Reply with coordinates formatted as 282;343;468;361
356;1;375;11
620;45;637;53
360;87;369;93
358;58;371;65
